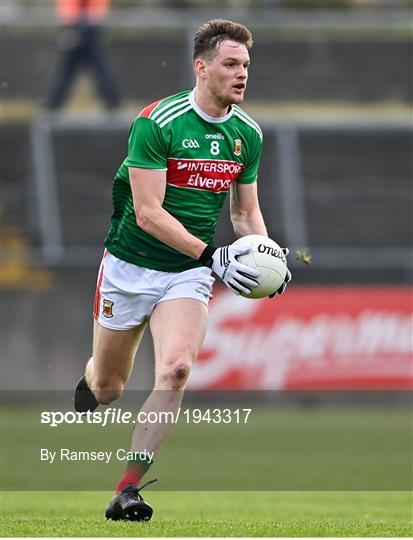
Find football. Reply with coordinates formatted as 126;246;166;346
232;235;288;299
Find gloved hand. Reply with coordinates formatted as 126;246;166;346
269;247;292;298
199;245;259;295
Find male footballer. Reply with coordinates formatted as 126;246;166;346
74;18;291;521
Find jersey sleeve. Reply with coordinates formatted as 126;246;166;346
236;130;263;184
124;116;168;170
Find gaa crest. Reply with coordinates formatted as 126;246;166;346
102;299;114;318
233;138;242;156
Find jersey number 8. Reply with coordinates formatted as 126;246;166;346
210;141;220;156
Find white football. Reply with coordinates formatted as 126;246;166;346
232;235;288;299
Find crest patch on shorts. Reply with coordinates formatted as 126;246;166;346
102;299;114;318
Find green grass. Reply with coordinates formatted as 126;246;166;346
2;405;412;491
1;490;412;537
1;405;412;536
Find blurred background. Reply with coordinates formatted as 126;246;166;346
2;0;412;494
2;0;412;392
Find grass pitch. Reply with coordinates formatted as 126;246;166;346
3;405;411;491
1;404;412;536
1;490;412;537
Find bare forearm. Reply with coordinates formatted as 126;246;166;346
232;207;268;238
137;206;207;259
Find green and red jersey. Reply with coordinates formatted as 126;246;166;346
105;89;263;272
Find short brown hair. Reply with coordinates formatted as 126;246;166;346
193;19;253;61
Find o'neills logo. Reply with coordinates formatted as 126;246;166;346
167;158;244;193
258;244;287;263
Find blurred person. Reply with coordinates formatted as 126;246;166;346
74;18;291;521
47;0;120;110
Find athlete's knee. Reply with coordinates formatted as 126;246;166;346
157;357;192;389
92;378;124;404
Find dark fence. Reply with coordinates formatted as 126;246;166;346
3;121;412;284
3;28;412;103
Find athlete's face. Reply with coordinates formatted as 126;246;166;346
202;40;250;107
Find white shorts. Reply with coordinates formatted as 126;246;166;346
93;250;215;330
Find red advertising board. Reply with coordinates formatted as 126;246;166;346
189;286;413;390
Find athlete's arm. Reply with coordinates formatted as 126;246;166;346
230;182;267;238
129;167;207;259
130;166;259;294
231;181;292;297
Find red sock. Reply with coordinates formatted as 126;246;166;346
115;457;153;493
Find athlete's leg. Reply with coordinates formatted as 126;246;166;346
113;298;208;494
85;319;147;404
131;298;208;454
